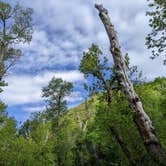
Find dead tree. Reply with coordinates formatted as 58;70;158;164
95;4;166;165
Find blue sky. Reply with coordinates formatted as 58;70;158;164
1;0;166;123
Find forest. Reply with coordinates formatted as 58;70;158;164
0;0;166;166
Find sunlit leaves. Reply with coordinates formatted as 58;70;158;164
42;77;73;126
0;1;33;81
146;0;166;64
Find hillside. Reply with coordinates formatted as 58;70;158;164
57;77;166;165
0;78;166;165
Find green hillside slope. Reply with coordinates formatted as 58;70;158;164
0;78;165;166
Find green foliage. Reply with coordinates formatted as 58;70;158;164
0;1;33;79
124;53;144;83
79;44;113;85
146;0;166;64
42;77;73;128
0;1;33;43
80;44;104;76
0;78;165;165
0;1;165;164
80;44;144;98
79;44;116;107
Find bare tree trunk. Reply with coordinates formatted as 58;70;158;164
95;4;166;165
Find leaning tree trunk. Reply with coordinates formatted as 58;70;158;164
95;4;166;165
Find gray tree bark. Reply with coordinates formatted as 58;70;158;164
95;4;166;165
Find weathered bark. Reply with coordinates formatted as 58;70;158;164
95;4;166;165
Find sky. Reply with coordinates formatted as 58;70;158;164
1;0;166;123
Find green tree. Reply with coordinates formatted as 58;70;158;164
18;112;55;166
0;105;17;165
42;77;73;128
0;1;33;80
146;0;166;64
79;44;115;105
79;44;141;165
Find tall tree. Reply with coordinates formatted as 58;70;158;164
80;44;114;106
0;1;33;80
42;78;73;165
146;0;166;64
95;4;166;165
42;77;73;128
80;44;137;165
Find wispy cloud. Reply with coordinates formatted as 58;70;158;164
23;106;45;113
65;91;84;103
22;91;84;113
4;0;166;122
1;70;84;106
11;0;164;76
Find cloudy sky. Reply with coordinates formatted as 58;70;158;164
1;0;166;122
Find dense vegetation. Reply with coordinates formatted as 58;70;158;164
0;78;165;165
0;0;166;165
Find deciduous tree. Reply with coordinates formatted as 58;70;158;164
146;0;166;64
42;77;73;128
0;1;33;80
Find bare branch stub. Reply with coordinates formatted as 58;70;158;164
95;4;108;14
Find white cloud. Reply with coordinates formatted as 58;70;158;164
12;0;164;78
65;91;84;103
128;50;166;79
23;106;45;113
22;91;84;113
3;0;166;121
16;29;81;71
1;70;84;106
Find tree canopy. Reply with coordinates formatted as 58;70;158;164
146;0;166;64
0;1;33;79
